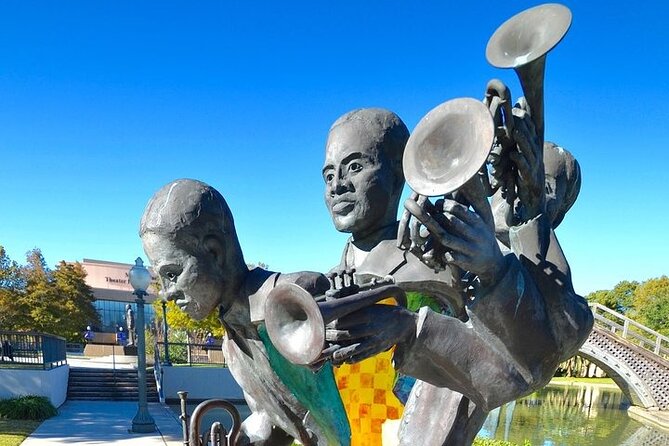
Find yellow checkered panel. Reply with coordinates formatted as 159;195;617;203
335;349;404;446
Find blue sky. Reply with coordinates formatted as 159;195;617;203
0;1;667;295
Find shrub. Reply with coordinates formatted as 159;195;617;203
0;395;57;421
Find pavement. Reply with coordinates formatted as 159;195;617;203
21;400;184;446
20;356;184;445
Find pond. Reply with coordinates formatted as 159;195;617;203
171;383;669;445
477;383;669;445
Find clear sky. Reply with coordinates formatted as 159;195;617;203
1;1;667;296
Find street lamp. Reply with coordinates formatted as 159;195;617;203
128;257;156;433
161;299;172;366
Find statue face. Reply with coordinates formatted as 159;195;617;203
323;123;397;239
142;232;226;320
545;172;566;227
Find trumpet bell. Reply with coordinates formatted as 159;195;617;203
265;283;325;365
403;97;494;197
486;3;572;69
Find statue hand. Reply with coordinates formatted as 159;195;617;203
509;105;545;223
404;197;506;288
324;305;417;365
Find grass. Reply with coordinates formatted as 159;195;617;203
0;419;40;446
551;376;615;385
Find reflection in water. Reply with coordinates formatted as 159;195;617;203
478;384;669;446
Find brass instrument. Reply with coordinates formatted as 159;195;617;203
403;97;495;198
264;277;406;366
178;391;241;446
485;2;572;161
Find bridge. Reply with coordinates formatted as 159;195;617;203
578;303;669;411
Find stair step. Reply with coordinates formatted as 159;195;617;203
67;368;158;402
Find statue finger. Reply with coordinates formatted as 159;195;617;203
404;199;468;253
325;324;376;342
331;343;361;365
346;340;391;364
441;199;482;228
508;150;534;185
397;192;420;249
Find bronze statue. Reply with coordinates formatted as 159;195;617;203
319;106;591;445
140;179;348;446
125;304;136;346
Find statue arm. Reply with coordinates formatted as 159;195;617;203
393;252;558;410
508;215;594;361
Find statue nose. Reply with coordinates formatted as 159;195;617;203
161;289;178;302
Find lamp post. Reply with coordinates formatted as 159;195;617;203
128;257;156;433
161;300;172;366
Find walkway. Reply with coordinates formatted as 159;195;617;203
21;400;183;446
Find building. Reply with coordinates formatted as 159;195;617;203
81;259;157;333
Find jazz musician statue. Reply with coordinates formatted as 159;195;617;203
140;179;350;446
321;107;592;445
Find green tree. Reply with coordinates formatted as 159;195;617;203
0;246;100;341
52;261;100;340
585;280;638;314
0;246;23;290
0;246;25;330
632;276;669;336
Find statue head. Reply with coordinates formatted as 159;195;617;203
322;108;409;242
139;179;247;320
543;142;581;229
125;304;132;311
493;141;581;245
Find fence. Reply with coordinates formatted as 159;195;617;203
0;330;67;369
155;341;226;366
589;302;669;358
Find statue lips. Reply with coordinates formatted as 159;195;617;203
332;200;355;214
175;297;190;311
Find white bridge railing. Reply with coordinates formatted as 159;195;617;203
589;302;669;359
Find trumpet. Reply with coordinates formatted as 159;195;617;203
264;275;406;366
485;3;572;199
178;391;241;446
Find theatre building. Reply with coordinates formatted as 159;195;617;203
81;258;157;333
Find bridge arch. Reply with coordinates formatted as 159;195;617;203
579;327;659;409
575;304;669;411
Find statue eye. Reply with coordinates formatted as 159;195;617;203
325;172;334;183
349;162;363;173
165;271;177;281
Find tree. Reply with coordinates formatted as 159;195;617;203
51;261;101;340
585;280;638;314
0;246;23;290
0;247;25;330
632;276;669;336
0;246;100;341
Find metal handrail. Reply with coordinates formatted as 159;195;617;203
589;302;669;358
0;330;67;369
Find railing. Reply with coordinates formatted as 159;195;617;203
0;330;67;369
155;341;226;366
589;302;669;359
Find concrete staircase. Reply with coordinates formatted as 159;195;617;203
67;367;159;401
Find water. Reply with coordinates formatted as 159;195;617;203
478;384;669;445
171;384;669;445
